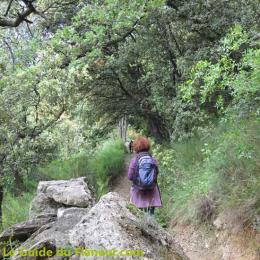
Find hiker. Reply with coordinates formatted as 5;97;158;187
127;136;162;215
128;139;133;153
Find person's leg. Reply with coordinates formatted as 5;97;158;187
148;207;155;215
139;207;148;213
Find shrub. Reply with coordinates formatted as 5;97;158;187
153;115;260;229
1;152;96;230
89;139;126;198
2;191;35;230
38;153;97;191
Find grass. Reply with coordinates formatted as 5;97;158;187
154;115;260;230
2;191;36;229
38;153;97;191
89;139;126;198
1;138;127;230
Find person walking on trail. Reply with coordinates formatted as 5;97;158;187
127;136;162;215
128;139;133;153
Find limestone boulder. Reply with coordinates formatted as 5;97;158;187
11;207;89;260
0;215;56;243
29;177;94;218
69;192;189;260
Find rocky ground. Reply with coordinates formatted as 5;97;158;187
0;156;258;260
0;175;188;260
172;222;259;260
113;156;260;260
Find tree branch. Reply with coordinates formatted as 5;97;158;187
0;2;36;28
111;69;135;99
15;103;66;143
60;18;143;69
3;39;15;69
4;0;14;16
30;104;66;138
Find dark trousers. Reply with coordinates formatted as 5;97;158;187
139;207;155;215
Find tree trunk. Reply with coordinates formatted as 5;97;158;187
13;171;26;195
0;185;3;229
146;113;170;144
118;116;127;142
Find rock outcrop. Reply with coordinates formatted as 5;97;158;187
0;177;94;259
0;178;188;260
29;177;94;218
70;192;188;260
11;207;90;260
0;215;56;243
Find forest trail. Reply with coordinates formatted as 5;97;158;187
110;153;259;260
110;154;132;201
110;154;202;259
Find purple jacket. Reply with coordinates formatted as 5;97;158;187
127;154;162;208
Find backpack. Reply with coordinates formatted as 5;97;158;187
132;152;158;191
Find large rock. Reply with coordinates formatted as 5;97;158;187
0;215;56;243
29;177;94;218
11;207;90;260
29;193;60;218
1;178;93;259
69;192;189;260
4;181;187;260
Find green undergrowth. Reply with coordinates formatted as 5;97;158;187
1;154;93;230
2;191;35;230
127;204;142;216
153;116;260;230
38;153;96;188
89;139;126;198
1;138;126;230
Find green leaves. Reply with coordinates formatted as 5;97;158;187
233;48;260;105
218;25;250;53
179;25;259;114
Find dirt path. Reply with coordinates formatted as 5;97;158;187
171;223;259;260
110;154;132;201
109;154;259;260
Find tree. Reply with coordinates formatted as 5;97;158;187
0;0;36;28
0;28;80;227
0;0;82;28
46;0;259;141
